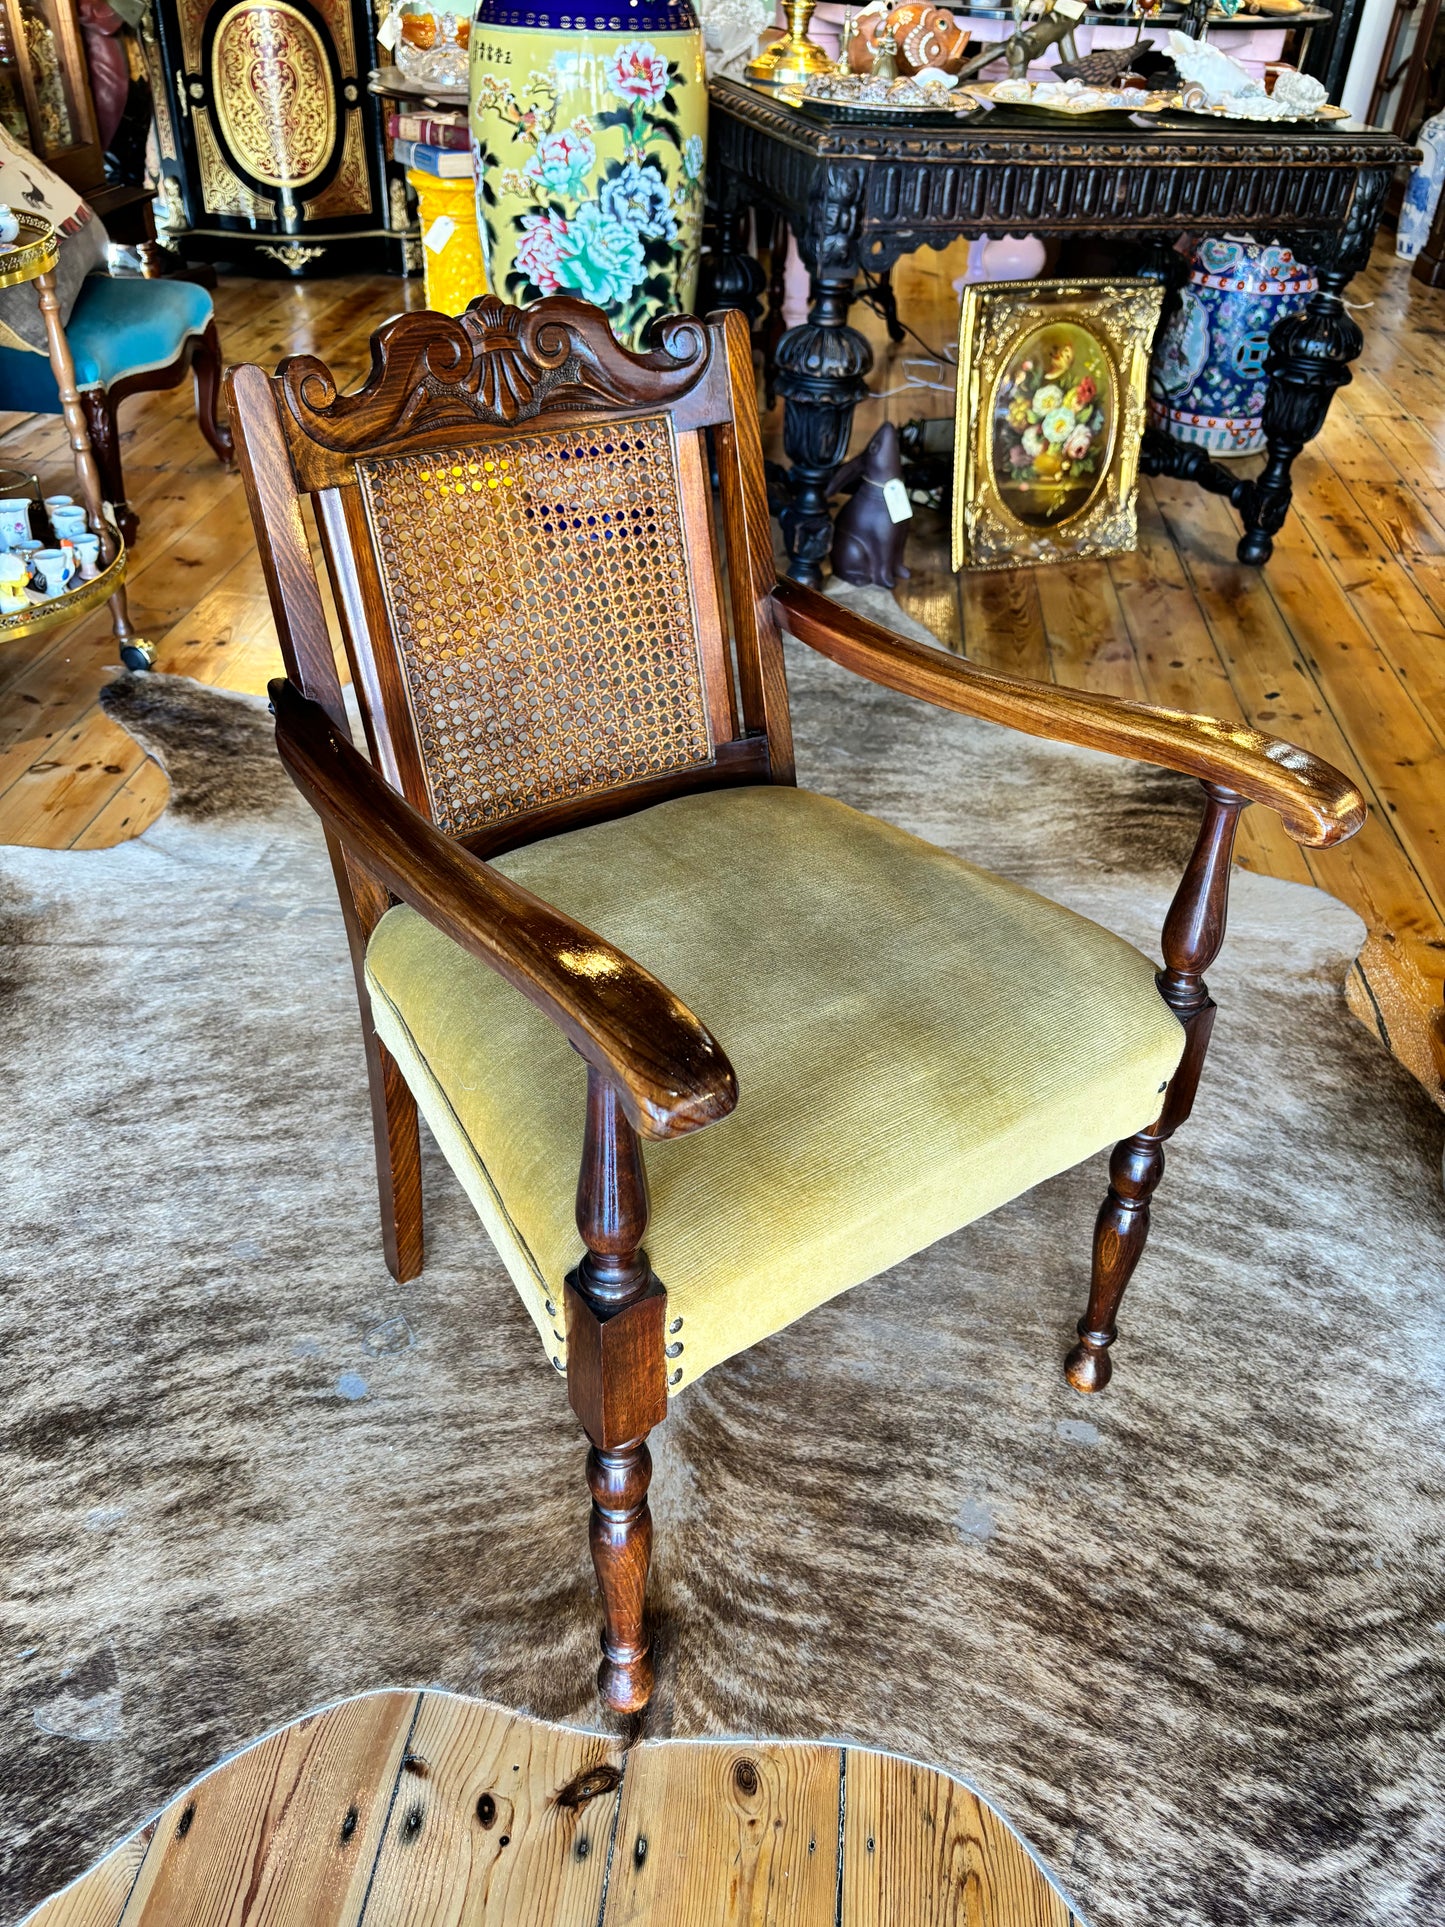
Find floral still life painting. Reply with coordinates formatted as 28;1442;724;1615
470;20;706;351
952;279;1162;572
990;321;1115;531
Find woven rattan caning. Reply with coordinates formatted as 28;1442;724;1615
355;412;715;837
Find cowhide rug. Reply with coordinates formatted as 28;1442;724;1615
1;647;1442;1927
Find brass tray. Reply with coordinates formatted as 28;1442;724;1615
0;543;126;643
1170;96;1351;121
777;82;983;121
965;81;1174;115
0;212;58;292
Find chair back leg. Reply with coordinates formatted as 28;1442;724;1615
328;840;425;1281
191;320;235;471
80;389;136;547
365;1028;426;1283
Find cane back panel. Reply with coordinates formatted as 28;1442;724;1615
354;413;715;838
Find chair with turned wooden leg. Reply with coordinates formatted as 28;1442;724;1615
0;277;234;546
1067;780;1243;1391
227;294;1366;1714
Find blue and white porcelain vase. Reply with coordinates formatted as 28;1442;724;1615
469;0;707;351
1148;239;1318;458
1398;110;1445;264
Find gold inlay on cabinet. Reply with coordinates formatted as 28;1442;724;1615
193;102;276;218
305;106;369;219
210;0;336;190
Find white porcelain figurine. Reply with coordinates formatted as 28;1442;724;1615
0;551;29;610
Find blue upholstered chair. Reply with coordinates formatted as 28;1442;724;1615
0;273;233;544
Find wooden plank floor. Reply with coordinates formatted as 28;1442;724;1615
0;241;1441;1097
23;1693;1075;1927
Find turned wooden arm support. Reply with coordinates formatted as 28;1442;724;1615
774;578;1367;849
270;678;738;1141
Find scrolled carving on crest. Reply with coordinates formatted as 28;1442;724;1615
512;299;711;410
273;294;715;477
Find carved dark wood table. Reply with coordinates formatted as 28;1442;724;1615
706;78;1414;582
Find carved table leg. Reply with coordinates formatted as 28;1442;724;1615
701;203;765;327
774;266;873;586
1233;268;1362;566
762;211;789;412
565;1066;668;1713
1139;258;1364;570
1066;782;1247;1392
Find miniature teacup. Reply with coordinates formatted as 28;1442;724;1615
0;497;32;545
42;493;73;510
0;205;19;247
70;532;101;579
33;547;75;597
50;506;88;539
0;550;29;609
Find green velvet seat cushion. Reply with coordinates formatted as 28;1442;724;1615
365;786;1186;1392
0;273;214;409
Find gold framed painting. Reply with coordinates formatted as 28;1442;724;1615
951;278;1163;572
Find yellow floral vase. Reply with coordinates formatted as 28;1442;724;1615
469;1;706;351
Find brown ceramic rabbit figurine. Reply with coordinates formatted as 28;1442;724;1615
828;423;912;590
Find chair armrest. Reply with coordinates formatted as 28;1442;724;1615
270;678;738;1142
773;577;1366;849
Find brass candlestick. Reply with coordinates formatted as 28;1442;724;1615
746;0;836;87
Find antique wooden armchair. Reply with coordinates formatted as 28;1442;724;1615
226;296;1365;1714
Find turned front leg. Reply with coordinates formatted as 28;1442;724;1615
587;1440;654;1711
565;1066;667;1713
1066;783;1246;1392
1066;1134;1165;1393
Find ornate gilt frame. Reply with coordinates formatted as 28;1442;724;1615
951;278;1163;572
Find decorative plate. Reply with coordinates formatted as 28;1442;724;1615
965;80;1174;115
1171;97;1351;121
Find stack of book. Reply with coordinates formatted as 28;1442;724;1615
387;109;473;177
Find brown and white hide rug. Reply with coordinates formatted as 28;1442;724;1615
1;648;1442;1927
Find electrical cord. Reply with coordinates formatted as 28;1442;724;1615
858;266;960;366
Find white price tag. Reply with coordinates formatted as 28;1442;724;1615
882;476;913;524
423;214;457;253
377;10;400;48
1054;0;1087;17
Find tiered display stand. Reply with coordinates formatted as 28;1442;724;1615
0;212;151;669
